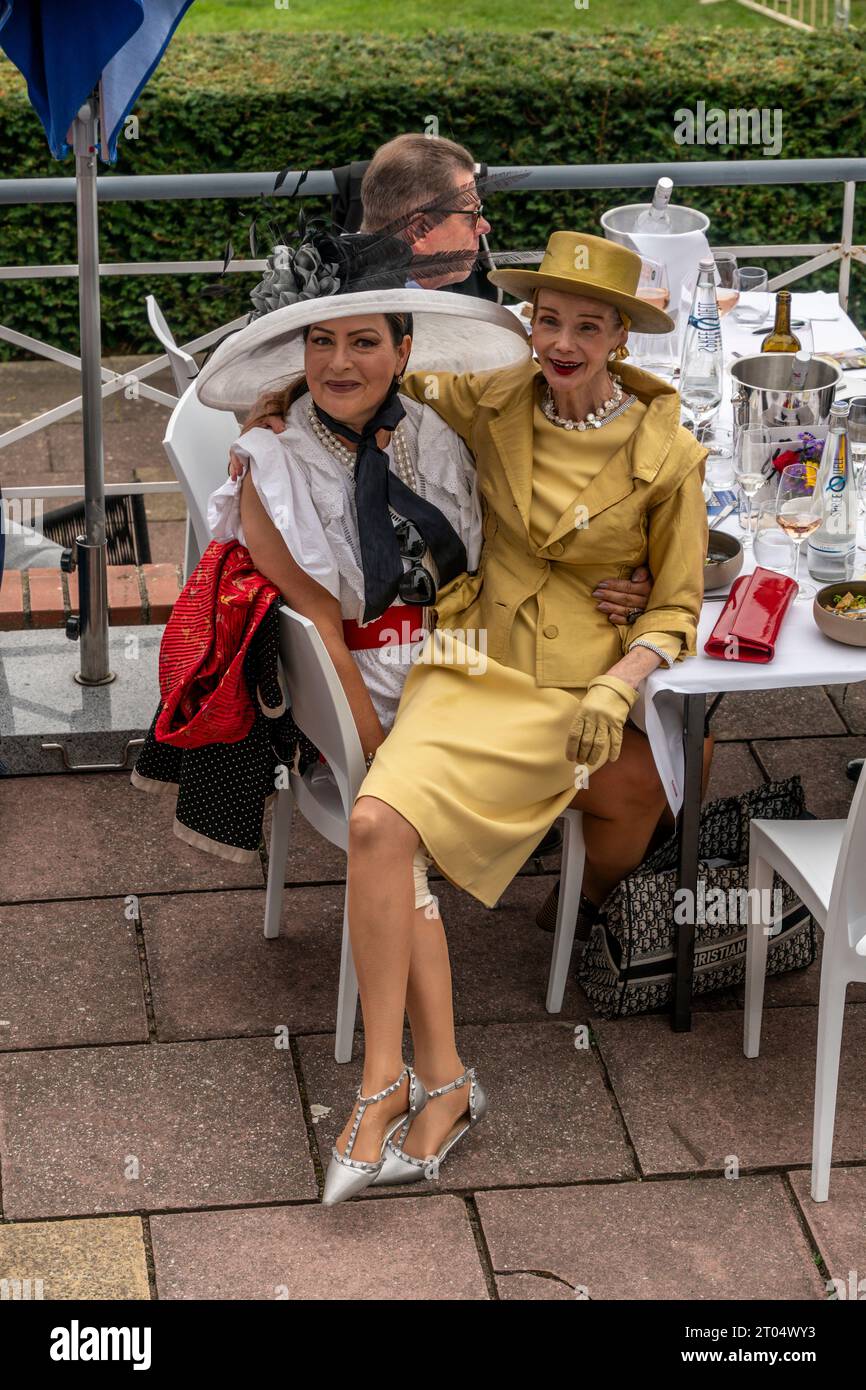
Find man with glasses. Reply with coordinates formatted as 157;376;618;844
358;133;492;291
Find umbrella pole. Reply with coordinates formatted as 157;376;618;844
72;98;114;686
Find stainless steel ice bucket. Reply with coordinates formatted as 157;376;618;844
600;202;710;246
729;353;841;443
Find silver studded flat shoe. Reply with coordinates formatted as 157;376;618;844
321;1064;428;1206
372;1065;487;1187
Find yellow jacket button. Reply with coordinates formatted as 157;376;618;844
549;541;564;557
543;624;559;639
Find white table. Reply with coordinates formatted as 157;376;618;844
642;511;866;1030
641;290;866;1029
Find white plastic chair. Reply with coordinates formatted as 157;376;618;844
546;808;585;1013
162;381;241;581
743;770;866;1202
265;606;367;1063
146;293;200;396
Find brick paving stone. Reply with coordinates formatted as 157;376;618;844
143;885;348;1040
705;741;765;801
0;898;147;1049
268;803;348;885
150;1195;488;1300
710;687;846;741
106;566;144;624
26;568;66;628
298;1021;636;1198
0;570;25;629
594;1005;866;1175
0;773;263;902
0;431;51;476
0;1216;149;1300
436;875;586;1022
476;1176;826;1300
826;682;866;736
134;466;186;522
0;1038;316;1218
788;1167;866;1294
753;737;862;818
142;563;180;621
146;520;186;567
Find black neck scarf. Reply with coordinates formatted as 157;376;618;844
313;382;468;623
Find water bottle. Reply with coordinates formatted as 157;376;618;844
679;258;723;431
807;401;856;582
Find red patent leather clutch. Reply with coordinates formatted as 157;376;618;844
704;566;798;663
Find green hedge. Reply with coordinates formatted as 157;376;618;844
0;26;864;358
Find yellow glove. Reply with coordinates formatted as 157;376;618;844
566;674;639;770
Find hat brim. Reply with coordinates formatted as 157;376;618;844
195;288;532;413
487;270;675;335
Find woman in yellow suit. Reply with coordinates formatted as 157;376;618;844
325;232;709;1202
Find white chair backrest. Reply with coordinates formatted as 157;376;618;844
146;294;200;397
827;766;866;953
277;605;366;819
163;382;241;554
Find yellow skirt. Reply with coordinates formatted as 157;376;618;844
356;631;584;909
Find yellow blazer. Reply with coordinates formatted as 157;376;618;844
400;356;708;690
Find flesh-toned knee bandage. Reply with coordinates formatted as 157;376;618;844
412;846;436;912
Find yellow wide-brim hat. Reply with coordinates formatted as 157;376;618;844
488;231;674;335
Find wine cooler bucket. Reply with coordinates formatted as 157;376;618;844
730;353;841;444
600;203;710;246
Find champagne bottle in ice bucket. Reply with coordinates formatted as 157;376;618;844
679;258;723;434
807;401;856;582
635;178;674;234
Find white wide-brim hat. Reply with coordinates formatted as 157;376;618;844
195;288;532;413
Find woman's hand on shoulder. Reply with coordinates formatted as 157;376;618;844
592;565;653;625
227;402;288;481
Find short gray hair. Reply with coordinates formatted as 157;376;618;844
360;133;476;233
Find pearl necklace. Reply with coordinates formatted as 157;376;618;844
542;374;625;431
308;406;417;494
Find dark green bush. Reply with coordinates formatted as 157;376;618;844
0;26;863;358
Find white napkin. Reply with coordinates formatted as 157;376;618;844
628;228;713;324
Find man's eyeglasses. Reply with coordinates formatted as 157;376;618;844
438;202;485;229
393;516;435;606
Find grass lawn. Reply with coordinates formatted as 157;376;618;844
183;0;864;34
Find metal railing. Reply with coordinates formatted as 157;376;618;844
699;0;852;31
2;156;865;479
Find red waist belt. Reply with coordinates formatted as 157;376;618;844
342;605;425;651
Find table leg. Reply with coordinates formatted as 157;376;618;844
672;692;706;1032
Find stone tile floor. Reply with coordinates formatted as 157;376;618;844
2;363;865;1300
0;697;864;1300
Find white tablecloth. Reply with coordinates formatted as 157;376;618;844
643;506;866;815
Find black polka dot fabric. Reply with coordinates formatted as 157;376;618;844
132;599;321;856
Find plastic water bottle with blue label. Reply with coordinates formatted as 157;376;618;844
807;401;856;582
680;258;723;434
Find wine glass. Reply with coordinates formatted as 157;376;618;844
636;256;670;311
735;427;772;548
732;266;770;325
712;252;740;318
775;463;821;599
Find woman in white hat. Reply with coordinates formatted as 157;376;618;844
199;229;535;1203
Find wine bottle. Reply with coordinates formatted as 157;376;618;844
635;177;674;234
679;258;723;431
761;291;801;353
806;401;856;582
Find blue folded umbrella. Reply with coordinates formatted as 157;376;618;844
0;0;194;160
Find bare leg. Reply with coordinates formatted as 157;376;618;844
400;897;471;1158
333;795;423;1163
569;726;669;904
